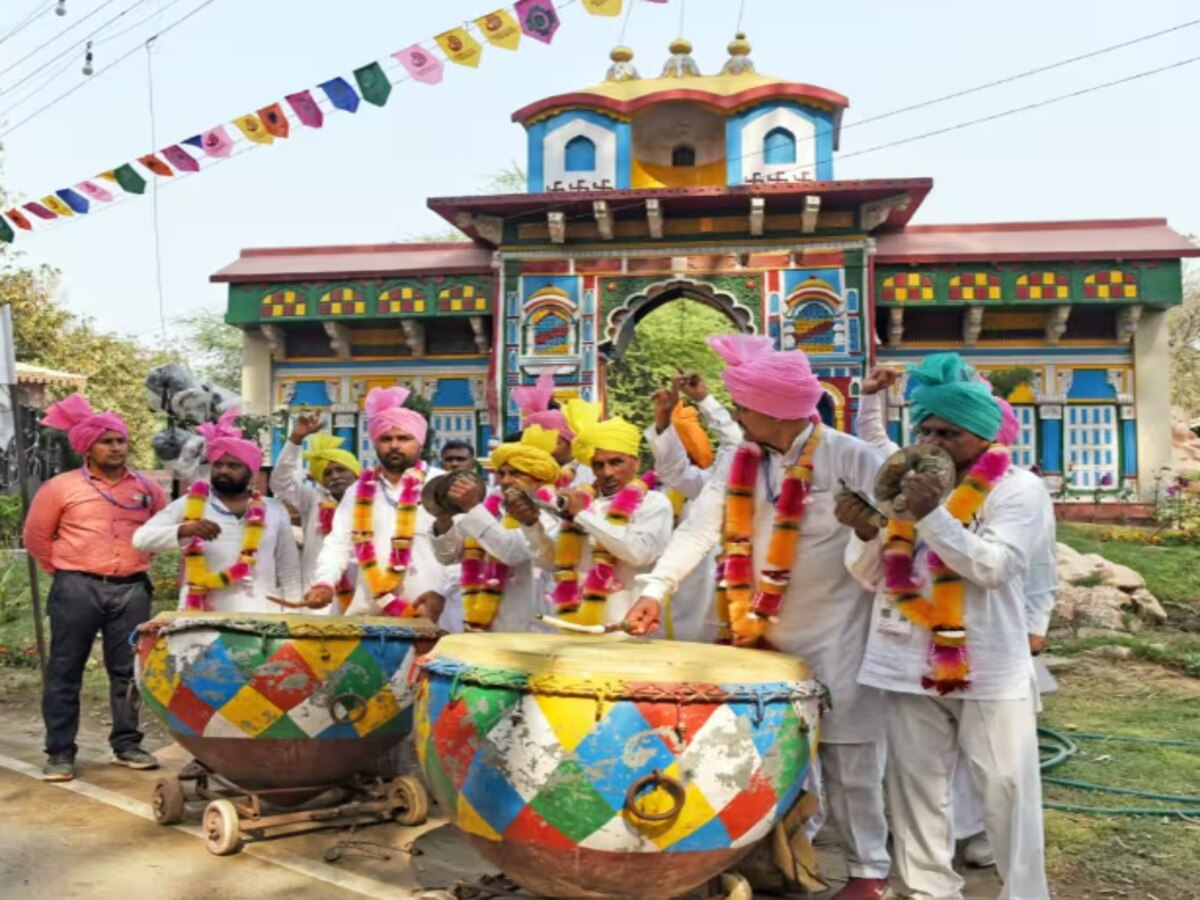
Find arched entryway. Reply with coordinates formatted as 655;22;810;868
598;278;755;362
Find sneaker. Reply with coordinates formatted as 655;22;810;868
962;831;996;868
832;878;890;900
111;747;159;770
42;753;76;782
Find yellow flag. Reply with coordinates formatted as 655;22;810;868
233;114;274;145
98;170;119;183
582;0;623;15
436;27;483;68
475;9;521;50
41;195;74;217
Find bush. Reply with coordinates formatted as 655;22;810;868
0;496;23;548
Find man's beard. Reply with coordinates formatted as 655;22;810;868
212;474;251;495
379;453;413;474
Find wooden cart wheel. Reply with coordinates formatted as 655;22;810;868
389;775;429;826
152;777;186;826
202;799;242;855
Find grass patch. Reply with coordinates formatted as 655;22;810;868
1041;660;1200;898
1057;523;1200;608
1051;633;1200;677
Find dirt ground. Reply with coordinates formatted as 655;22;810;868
0;668;1004;899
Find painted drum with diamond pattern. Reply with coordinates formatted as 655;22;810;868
135;612;441;800
415;633;824;899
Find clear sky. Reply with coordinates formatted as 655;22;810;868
2;0;1197;348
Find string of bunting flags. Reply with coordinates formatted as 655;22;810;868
0;0;670;244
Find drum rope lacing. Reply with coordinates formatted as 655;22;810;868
133;617;444;644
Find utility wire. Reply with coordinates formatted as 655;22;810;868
0;0;125;80
0;2;50;50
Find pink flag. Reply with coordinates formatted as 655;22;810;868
394;45;443;85
161;145;200;173
200;126;234;158
24;201;57;220
76;181;114;203
286;90;324;128
515;0;561;43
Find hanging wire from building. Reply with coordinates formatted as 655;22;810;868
618;0;634;46
735;0;748;34
145;38;168;347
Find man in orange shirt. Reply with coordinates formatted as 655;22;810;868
23;394;167;781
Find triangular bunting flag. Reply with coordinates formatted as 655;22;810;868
354;62;392;107
582;0;623;15
436;27;483;67
258;103;290;138
77;181;114;202
393;45;443;85
286;91;323;128
55;189;89;214
24;202;57;220
515;0;561;44
200;126;234;158
5;209;32;230
161;145;200;173
98;170;119;183
139;154;173;177
182;135;204;149
320;77;360;113
42;195;75;217
113;163;147;194
0;216;13;243
476;9;521;50
233;114;274;144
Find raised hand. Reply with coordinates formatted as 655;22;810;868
861;367;899;397
652;386;679;434
674;371;708;402
288;412;325;445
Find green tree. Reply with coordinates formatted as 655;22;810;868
1169;267;1200;419
605;300;738;434
481;161;526;193
175;308;243;392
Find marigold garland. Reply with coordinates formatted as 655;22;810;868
317;498;338;536
552;477;650;626
182;481;266;611
882;445;1010;695
351;464;426;617
717;427;822;646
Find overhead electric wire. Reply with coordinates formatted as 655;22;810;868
0;2;50;50
0;0;219;140
0;0;125;80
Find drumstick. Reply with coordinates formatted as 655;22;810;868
267;594;311;609
536;613;628;635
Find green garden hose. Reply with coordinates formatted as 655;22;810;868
1037;726;1200;818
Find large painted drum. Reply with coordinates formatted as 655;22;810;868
135;611;441;796
415;633;824;900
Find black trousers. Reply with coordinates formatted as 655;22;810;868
42;571;152;757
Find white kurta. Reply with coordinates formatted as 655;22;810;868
643;395;743;643
268;441;335;593
312;465;454;618
638;425;887;744
432;504;561;632
133;490;302;614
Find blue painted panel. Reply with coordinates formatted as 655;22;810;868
583;289;595;314
886;420;902;444
334;425;355;448
1041;418;1063;472
271;426;285;466
763;127;797;165
783;268;843;296
523;274;580;302
433;378;474;407
290;381;331;406
526;110;630;191
726;101;836;184
564;135;596;171
769;293;780;315
275;359;488;373
1122;417;1137;477
846;288;859;314
1066;369;1117;400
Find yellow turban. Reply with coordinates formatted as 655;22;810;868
671;402;713;470
564;399;641;466
490;425;561;484
302;433;362;482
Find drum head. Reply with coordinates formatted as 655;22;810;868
422;632;812;686
138;610;444;640
873;444;956;521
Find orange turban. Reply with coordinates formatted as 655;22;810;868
671;402;713;469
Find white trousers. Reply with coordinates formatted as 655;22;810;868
952;758;985;840
819;741;891;880
886;691;1049;900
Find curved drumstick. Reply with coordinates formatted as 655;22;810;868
536;613;629;635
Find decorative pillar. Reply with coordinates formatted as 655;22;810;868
1134;309;1172;497
1036;400;1063;475
1120;403;1138;479
240;329;272;415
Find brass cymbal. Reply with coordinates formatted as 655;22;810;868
873;444;956;520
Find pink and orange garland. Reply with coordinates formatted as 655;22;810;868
461;488;555;630
882;445;1010;695
351;465;426;617
316;497;355;612
181;481;266;611
716;427;823;646
552;476;651;626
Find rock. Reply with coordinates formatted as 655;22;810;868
1103;562;1145;592
1040;654;1080;673
1057;552;1110;586
1087;645;1133;662
1130;588;1168;623
1056;542;1080;562
1055;585;1131;631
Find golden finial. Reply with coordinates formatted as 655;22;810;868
605;45;639;82
662;38;700;78
721;32;755;75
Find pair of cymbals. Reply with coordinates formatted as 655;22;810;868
420;470;488;518
873;444;956;520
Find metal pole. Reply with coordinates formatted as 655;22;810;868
10;384;48;677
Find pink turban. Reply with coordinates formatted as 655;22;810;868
365;386;429;445
994;397;1020;446
197;408;263;472
41;394;128;455
512;371;573;441
708;334;825;421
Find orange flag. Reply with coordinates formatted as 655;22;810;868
475;9;521;50
138;154;173;176
436;27;483;68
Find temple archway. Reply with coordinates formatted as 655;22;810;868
599;278;755;362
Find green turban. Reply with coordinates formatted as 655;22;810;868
907;353;1001;441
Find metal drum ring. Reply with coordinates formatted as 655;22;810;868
624;769;686;823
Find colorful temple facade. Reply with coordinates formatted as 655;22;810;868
217;36;1197;497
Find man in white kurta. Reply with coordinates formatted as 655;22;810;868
268;414;361;593
134;416;302;613
855;369;1059;870
305;386;451;621
643;375;743;642
626;336;891;900
843;352;1050;900
431;427;563;631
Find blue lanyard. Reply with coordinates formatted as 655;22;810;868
80;467;155;511
762;457;779;506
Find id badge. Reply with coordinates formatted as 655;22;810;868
876;599;912;638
